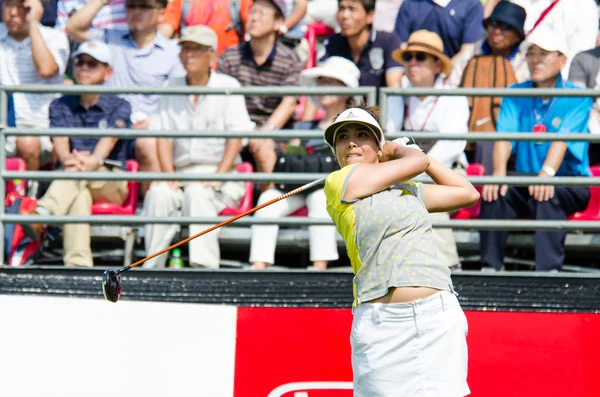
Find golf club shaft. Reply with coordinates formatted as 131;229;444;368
115;177;326;276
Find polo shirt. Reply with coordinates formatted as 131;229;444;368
0;23;69;128
321;30;403;88
150;72;254;168
496;75;593;176
217;40;303;127
49;95;131;168
90;29;186;119
394;0;484;58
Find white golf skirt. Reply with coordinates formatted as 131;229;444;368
351;291;470;397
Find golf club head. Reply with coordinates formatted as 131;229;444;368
102;268;121;303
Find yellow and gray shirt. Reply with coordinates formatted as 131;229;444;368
324;164;453;306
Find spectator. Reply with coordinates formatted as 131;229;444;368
480;28;592;272
0;0;69;174
217;0;303;190
143;26;251;269
158;0;253;56
319;0;404;131
0;0;58;27
394;0;485;62
569;45;600;164
249;57;354;270
56;0;127;31
450;1;528;86
19;40;130;267
66;0;186;195
392;30;468;269
487;0;599;77
7;92;15;128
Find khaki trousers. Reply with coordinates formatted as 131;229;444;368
38;166;128;267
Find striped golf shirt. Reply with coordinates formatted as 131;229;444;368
216;40;303;127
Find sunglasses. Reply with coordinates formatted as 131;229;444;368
487;20;513;31
74;57;102;69
401;52;430;63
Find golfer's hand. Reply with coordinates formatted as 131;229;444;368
529;174;555;202
393;137;422;152
380;141;400;162
482;184;508;202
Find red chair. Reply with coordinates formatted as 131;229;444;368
220;162;254;216
568;166;600;221
6;157;27;196
90;160;139;267
452;163;486;220
91;160;139;215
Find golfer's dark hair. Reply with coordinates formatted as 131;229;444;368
344;99;381;123
337;0;376;14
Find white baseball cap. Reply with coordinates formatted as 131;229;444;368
72;40;112;66
324;108;386;154
520;26;568;57
179;25;218;52
299;57;360;88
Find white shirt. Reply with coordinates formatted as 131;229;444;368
513;0;598;77
402;76;469;168
150;73;255;169
0;24;69;128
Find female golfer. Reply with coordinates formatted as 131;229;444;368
323;105;479;396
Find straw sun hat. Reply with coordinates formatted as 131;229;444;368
392;30;453;77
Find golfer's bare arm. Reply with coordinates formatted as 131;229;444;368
343;144;429;201
423;157;480;213
66;0;106;43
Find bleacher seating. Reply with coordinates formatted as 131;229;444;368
452;163;486;220
6;158;27;196
220;162;254;216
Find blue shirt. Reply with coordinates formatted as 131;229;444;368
49;95;131;168
322;30;403;88
394;0;484;58
91;29;186;119
496;75;593;176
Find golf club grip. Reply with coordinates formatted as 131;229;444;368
120;177;327;273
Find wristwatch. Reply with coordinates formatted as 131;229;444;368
541;165;556;177
95;152;104;167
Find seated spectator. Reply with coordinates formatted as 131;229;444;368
66;0;186;195
7;92;15;128
487;0;598;77
56;0;127;31
217;0;303;190
19;40;130;267
142;26;252;269
569;45;600;164
394;0;484;63
450;1;528;86
277;0;309;64
249;56;355;270
318;0;404;131
480;28;592;272
392;30;468;270
158;0;253;56
0;0;69;175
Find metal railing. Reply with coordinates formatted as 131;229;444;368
0;84;599;266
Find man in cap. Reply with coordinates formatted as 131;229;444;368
20;40;131;267
66;0;185;196
481;27;593;272
217;0;303;191
143;26;252;269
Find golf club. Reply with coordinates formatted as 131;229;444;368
102;177;327;302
